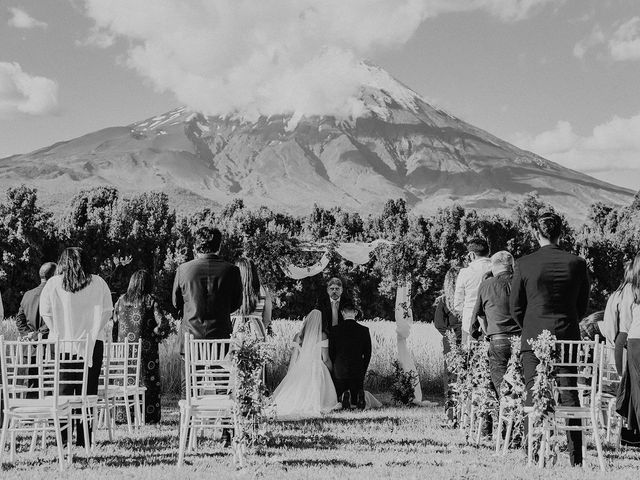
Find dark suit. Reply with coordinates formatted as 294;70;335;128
329;320;372;399
15;283;49;338
510;244;590;466
172;254;243;344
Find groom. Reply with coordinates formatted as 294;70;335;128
329;300;372;410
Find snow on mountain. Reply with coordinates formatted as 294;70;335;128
0;65;633;221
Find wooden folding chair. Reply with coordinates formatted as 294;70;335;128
177;334;234;467
596;344;623;447
0;336;72;471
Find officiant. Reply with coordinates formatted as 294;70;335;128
316;277;352;334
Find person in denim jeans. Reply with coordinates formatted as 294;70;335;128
471;251;521;396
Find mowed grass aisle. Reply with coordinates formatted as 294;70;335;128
2;399;640;479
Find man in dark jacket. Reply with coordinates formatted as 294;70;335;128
172;227;243;343
510;211;590;466
316;277;348;334
15;262;57;340
471;251;521;395
329;300;372;410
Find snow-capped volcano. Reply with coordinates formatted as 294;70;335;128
0;65;633;220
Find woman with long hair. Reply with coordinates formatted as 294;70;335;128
232;257;272;340
113;269;168;424
39;247;113;447
433;264;463;425
615;254;640;443
602;260;635;346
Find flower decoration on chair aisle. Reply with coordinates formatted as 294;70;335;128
528;330;559;466
444;330;472;429
498;336;525;449
230;325;273;469
469;340;498;443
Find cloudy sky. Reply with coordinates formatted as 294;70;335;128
1;0;639;190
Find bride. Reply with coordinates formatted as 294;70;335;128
271;309;339;419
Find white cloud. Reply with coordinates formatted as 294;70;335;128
7;7;47;29
573;25;604;59
609;17;640;61
0;62;58;116
513;114;640;175
80;0;558;119
76;27;116;48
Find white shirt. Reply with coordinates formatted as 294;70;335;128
454;257;492;334
331;298;340;326
40;274;113;366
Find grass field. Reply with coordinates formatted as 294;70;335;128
2;397;640;479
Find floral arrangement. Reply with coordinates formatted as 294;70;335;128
443;330;472;429
391;360;418;405
528;330;559;465
230;326;273;469
498;336;525;448
468;340;498;443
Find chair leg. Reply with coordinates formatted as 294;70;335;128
105;398;113;442
123;396;133;434
53;413;66;472
527;414;533;466
66;410;73;466
9;419;16;463
591;411;606;471
495;407;504;452
0;413;9;460
81;405;91;455
177;408;190;467
503;418;514;455
133;394;142;430
29;424;39;453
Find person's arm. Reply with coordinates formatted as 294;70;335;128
453;270;466;316
227;265;243;313
172;266;183;314
362;329;372;373
577;259;590;319
510;262;526;328
15;298;32;335
328;330;336;363
615;332;628;375
470;287;486;338
99;277;114;332
0;291;4;320
39;282;53;333
152;299;169;337
321;333;332;371
433;299;447;336
112;300;120;342
262;288;273;330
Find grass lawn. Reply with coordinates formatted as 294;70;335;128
2;396;640;479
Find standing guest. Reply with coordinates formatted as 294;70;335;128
511;211;590;467
316;277;350;334
16;262;57;341
454;238;492;344
39;247;113;448
113;270;168;424
615;254;640;445
172;227;243;343
602;261;635;347
434;265;462;424
232;257;272;340
470;251;521;396
172;227;242;446
329;300;372;410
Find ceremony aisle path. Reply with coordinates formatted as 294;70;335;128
2;397;640;479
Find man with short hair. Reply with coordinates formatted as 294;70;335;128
329;300;371;410
173;227;243;343
16;262;57;340
317;277;348;334
454;238;492;344
471;251;521;395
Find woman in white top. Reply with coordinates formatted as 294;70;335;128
615;254;640;435
40;247;113;447
602;260;635;346
232;258;272;340
271;310;338;419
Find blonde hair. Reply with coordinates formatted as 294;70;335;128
236;257;260;315
491;251;514;272
630;254;640;304
441;266;460;313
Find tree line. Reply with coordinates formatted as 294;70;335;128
1;185;638;321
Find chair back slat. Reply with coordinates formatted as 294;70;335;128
183;334;233;405
103;339;142;390
597;344;620;397
0;336;61;406
552;337;600;406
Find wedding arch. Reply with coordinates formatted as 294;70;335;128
280;239;426;404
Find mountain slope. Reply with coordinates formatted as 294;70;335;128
0;65;632;220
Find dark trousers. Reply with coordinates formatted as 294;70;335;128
334;376;364;403
60;340;104;447
488;337;512;397
521;350;582;466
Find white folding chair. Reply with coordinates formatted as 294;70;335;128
97;340;145;435
596;344;623;447
0;336;72;471
53;338;99;455
96;342;113;441
177;334;234;467
527;337;605;471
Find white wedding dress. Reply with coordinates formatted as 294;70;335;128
271;310;338;419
